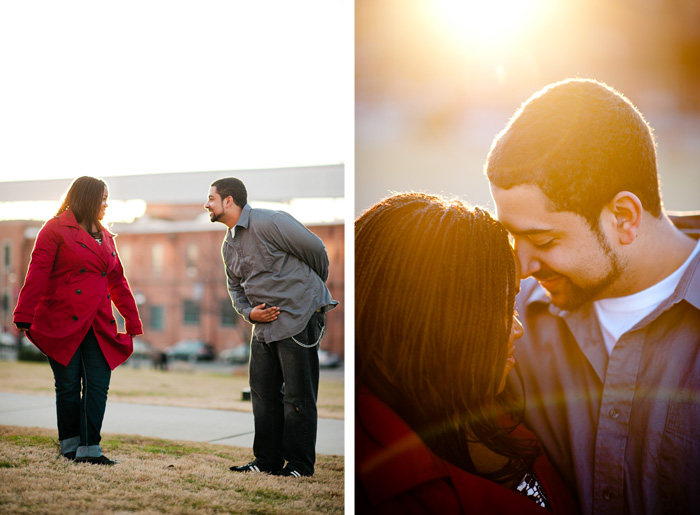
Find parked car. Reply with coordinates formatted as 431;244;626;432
131;338;154;360
318;349;342;368
18;335;46;362
0;332;15;349
165;340;216;361
219;343;250;365
125;338;155;367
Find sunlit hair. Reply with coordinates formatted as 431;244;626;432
56;176;107;233
485;78;662;228
211;177;247;208
356;192;537;483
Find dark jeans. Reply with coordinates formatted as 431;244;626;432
249;312;324;475
48;328;111;458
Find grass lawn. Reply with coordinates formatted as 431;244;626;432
0;425;344;514
0;360;344;420
0;359;346;513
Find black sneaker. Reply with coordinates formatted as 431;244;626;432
229;461;276;473
271;465;311;478
75;455;118;466
62;451;76;461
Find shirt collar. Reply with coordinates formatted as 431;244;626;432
235;203;252;230
677;243;700;310
227;203;252;242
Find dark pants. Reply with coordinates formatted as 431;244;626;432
48;328;111;458
249;312;324;475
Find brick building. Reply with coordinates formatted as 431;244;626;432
0;166;345;358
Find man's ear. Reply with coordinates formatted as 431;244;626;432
608;191;642;245
223;196;234;209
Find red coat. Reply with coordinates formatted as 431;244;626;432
13;210;143;370
357;387;579;514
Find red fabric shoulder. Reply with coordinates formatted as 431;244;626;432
356;388;578;514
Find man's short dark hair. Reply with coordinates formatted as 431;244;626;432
485;78;662;228
211;177;247;208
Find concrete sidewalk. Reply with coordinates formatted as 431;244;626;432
0;392;344;456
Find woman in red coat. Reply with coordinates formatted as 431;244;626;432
355;193;578;514
14;176;143;465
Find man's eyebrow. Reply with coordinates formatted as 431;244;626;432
506;227;553;237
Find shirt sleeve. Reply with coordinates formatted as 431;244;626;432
264;212;331;282
223;241;254;323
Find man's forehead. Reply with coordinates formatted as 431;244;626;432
491;184;578;235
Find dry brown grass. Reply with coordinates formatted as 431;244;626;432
0;425;344;514
0;360;344;420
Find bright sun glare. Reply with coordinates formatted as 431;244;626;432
430;0;545;49
0;200;147;224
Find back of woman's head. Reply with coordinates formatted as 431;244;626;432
356;192;534;480
357;193;516;417
57;176;107;226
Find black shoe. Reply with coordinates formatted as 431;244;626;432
229;461;276;473
271;465;311;478
63;452;76;461
76;455;118;466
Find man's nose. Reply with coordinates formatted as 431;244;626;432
515;243;540;279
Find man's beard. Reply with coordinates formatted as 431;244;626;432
209;210;221;223
536;228;623;311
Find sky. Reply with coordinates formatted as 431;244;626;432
0;1;351;183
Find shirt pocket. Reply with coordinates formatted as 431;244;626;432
658;401;700;513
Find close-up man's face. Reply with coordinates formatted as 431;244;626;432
491;184;623;310
204;187;225;223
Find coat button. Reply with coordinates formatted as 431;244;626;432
76;289;82;295
108;294;111;299
110;319;116;324
112;252;116;256
80;268;86;273
101;272;106;277
81;243;87;248
72;316;78;321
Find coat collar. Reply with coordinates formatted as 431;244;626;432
56;210;113;266
57;209;114;239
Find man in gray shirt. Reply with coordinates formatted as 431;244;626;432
205;177;337;477
485;79;700;514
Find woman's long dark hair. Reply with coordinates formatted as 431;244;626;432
56;176;107;234
356;192;539;484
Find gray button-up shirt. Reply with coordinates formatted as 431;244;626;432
222;204;337;343
511;238;700;515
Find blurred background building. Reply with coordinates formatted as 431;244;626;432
356;0;700;215
0;165;345;360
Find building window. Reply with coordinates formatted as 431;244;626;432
186;243;198;278
183;300;200;325
149;305;164;331
3;241;10;268
186;243;198;267
152;244;164;277
220;299;237;327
